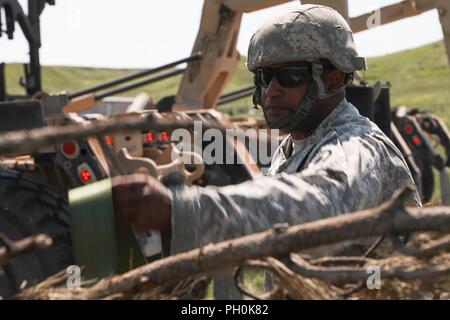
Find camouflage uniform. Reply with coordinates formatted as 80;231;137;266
169;98;421;255
167;4;421;296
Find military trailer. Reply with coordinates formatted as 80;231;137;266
0;0;450;299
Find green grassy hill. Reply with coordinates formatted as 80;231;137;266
4;40;449;121
363;41;450;122
6;42;450;123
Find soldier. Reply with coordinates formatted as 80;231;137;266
112;5;420;260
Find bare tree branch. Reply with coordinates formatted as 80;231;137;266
0;114;223;155
16;187;450;300
288;253;450;284
0;234;53;268
13;187;450;300
390;234;450;258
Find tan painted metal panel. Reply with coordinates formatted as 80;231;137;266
350;0;434;33
435;0;450;64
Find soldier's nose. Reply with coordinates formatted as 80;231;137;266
264;77;284;97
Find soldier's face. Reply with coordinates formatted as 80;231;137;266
259;63;345;133
259;68;309;125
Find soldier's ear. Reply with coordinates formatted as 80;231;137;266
323;69;345;91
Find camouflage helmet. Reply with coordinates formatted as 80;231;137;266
247;4;366;73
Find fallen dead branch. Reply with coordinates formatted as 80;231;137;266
234;258;341;300
0;234;53;268
0;113;225;156
287;252;450;284
389;233;450;258
15;187;450;300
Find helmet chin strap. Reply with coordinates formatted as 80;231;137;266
256;63;345;131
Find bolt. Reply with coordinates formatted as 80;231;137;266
63;161;72;169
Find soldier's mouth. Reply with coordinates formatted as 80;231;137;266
265;105;290;112
265;106;291;118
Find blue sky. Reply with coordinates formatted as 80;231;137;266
0;0;444;69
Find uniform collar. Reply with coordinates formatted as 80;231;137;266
280;97;347;158
266;98;349;175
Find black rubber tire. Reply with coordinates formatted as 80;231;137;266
0;169;74;299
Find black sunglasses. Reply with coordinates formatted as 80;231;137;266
255;65;311;89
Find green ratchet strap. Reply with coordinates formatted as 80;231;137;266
69;178;147;280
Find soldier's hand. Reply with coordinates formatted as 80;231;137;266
111;174;172;233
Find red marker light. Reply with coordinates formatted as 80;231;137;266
62;141;77;156
146;132;155;143
160;132;169;142
61;141;80;159
77;164;96;184
412;135;422;146
404;124;414;135
105;136;113;145
79;169;92;182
